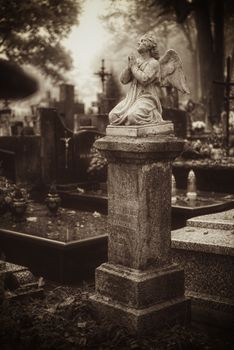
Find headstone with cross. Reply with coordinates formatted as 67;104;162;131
60;131;72;169
39;107;106;185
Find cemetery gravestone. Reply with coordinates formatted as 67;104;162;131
39;108;59;184
40;107;75;184
90;114;109;133
172;209;234;327
40;107;106;186
54;84;85;132
58;129;107;212
74;130;105;184
163;108;188;138
0;136;41;184
57;84;75;131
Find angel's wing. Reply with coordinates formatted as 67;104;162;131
159;49;190;94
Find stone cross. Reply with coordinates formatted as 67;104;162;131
94;59;112;94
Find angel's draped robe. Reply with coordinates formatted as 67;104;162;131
109;57;163;126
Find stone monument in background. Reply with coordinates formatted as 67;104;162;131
54;84;85;131
90;33;190;333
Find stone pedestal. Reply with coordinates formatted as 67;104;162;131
90;128;190;333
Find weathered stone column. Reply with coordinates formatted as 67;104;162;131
90;125;190;334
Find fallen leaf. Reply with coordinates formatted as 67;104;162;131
26;217;37;222
59;296;75;307
77;187;85;193
47;306;57;314
77;321;87;328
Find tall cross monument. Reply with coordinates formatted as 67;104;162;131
94;59;112;94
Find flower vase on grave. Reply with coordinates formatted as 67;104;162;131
45;184;61;216
186;170;197;201
10;188;27;221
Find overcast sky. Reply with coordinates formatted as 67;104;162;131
63;0;112;108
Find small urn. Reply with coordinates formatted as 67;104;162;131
186;169;197;200
171;174;177;204
10;188;27;221
45;184;61;216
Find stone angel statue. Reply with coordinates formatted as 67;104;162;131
109;33;190;126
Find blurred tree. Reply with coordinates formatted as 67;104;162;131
0;0;82;82
103;0;234;117
153;0;234;117
102;0;198;98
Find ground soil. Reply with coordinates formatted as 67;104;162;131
0;277;233;350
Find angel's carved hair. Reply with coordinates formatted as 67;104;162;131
141;33;160;60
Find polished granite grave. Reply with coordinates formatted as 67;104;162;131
59;186;234;229
1;194;233;284
172;191;234;228
0;201;108;283
171;209;234;328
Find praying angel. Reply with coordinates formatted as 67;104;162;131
109;33;190;126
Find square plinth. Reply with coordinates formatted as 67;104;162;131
106;122;174;137
95;263;185;308
90;262;190;334
90;293;190;334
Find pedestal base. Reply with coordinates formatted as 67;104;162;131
90;294;190;334
90;263;190;334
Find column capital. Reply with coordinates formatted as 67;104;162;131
95;135;184;162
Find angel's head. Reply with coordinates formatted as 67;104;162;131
137;34;160;59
